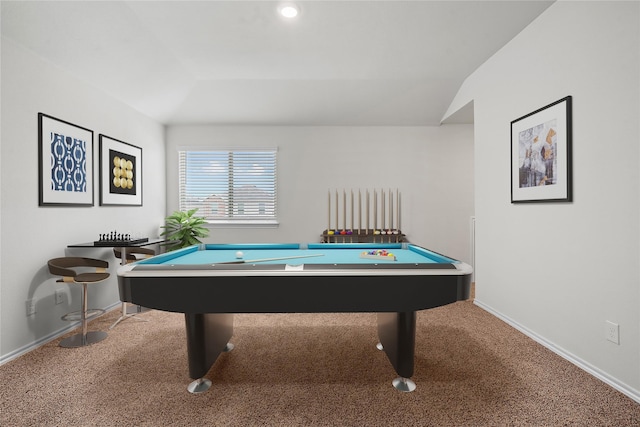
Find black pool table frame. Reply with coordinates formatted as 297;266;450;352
118;256;472;393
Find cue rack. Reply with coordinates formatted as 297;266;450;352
322;188;406;243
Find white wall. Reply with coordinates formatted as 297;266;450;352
447;1;640;398
0;37;166;361
166;125;474;261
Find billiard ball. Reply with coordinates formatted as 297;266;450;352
235;251;244;259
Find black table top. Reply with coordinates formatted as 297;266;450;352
68;238;166;248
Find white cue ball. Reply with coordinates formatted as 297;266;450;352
235;251;244;259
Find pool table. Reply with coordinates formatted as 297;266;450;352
117;243;472;393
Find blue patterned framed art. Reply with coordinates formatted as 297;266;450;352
38;113;94;206
99;135;142;206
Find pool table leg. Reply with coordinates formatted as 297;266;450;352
376;311;417;392
184;313;234;394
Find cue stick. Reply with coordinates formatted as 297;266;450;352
358;189;361;234
218;253;325;265
350;190;354;232
387;189;390;238
373;190;377;232
328;190;330;235
395;189;399;241
381;190;385;234
389;189;393;232
342;188;347;231
373;189;380;243
389;189;393;243
398;191;401;231
396;188;399;232
349;190;353;242
366;190;369;234
335;190;338;239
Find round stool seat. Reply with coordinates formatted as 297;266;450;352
73;272;110;283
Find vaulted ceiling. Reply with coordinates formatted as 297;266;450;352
1;1;554;125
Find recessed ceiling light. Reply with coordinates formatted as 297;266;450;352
279;4;299;18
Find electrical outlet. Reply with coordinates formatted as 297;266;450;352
605;320;619;344
55;289;64;305
26;299;36;316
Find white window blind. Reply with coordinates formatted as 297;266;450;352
179;149;277;223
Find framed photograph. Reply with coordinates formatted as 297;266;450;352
99;134;142;206
511;96;572;203
38;113;94;206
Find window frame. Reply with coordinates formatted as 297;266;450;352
178;147;279;227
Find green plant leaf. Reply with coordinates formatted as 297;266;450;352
161;209;210;251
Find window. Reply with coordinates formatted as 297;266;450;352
179;149;277;224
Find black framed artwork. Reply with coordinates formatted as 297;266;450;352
38;113;94;206
511;96;573;203
99;134;142;206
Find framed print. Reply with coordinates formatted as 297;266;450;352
38;113;94;206
511;96;573;203
99;134;142;206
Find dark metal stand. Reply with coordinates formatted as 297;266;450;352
60;283;108;348
377;311;417;391
185;313;235;394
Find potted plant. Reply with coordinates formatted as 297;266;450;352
160;208;210;251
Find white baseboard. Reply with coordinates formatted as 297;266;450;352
0;302;121;366
474;299;640;404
